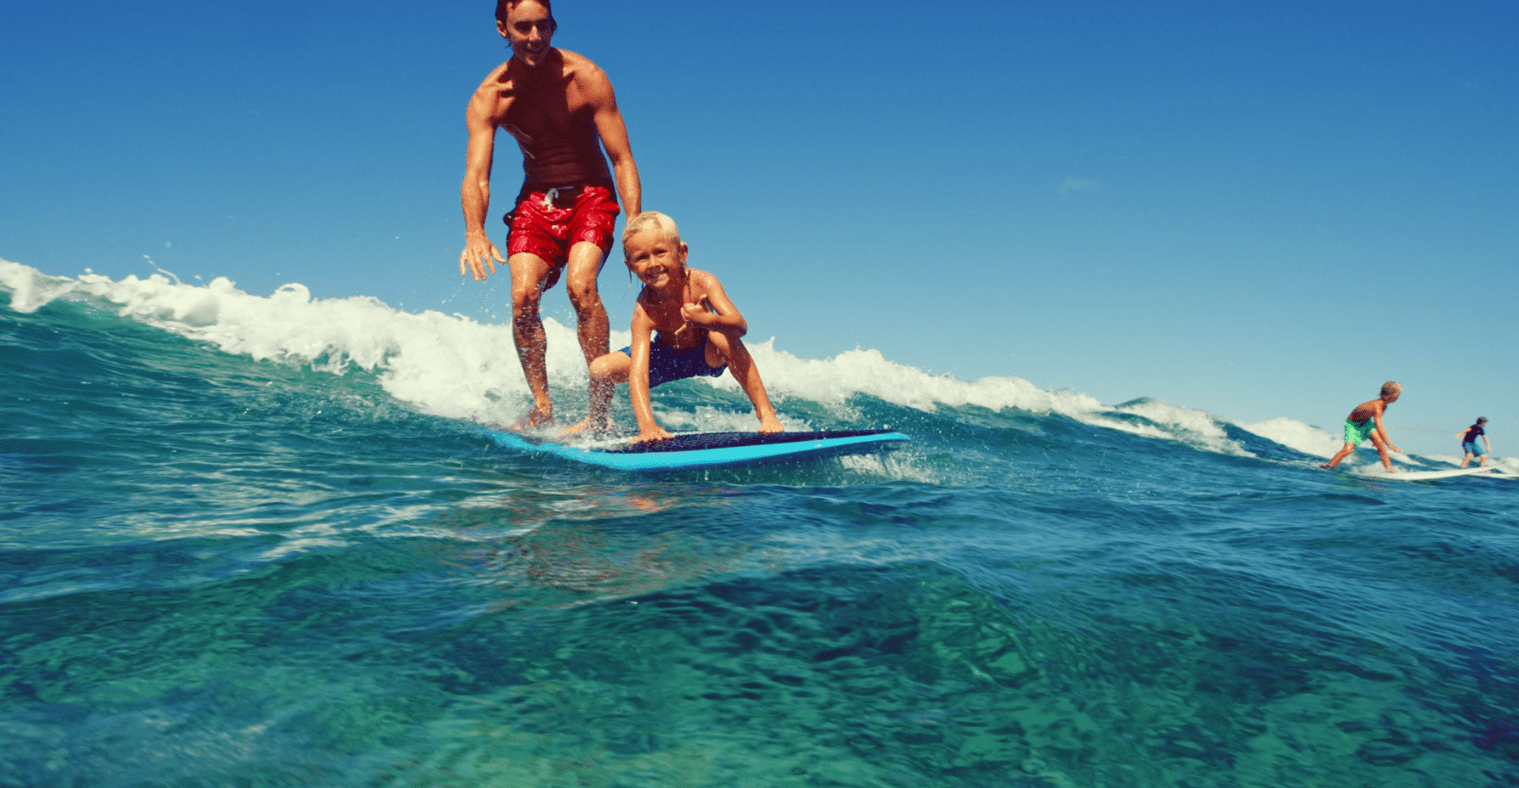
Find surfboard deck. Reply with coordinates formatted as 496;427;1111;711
485;428;910;472
1350;465;1502;482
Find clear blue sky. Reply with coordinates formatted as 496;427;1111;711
3;0;1515;452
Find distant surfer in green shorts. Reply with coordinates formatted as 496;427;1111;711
1322;381;1403;472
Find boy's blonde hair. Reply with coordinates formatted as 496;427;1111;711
621;211;681;257
1381;381;1402;398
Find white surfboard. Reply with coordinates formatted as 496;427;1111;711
1351;466;1501;482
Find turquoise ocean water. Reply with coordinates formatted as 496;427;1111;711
3;259;1517;787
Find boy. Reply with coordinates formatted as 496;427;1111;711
589;212;785;443
1457;417;1491;468
1322;381;1403;472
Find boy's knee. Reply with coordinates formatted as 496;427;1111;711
589;351;629;381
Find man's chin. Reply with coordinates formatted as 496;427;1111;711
515;50;549;67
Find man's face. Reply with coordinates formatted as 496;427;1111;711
499;1;554;68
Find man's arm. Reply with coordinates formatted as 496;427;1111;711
460;87;506;281
584;70;641;218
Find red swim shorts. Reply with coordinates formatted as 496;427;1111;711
505;186;621;279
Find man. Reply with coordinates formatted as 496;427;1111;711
459;0;641;432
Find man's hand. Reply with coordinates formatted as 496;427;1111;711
460;237;505;281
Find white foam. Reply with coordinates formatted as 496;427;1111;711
0;259;1405;464
1240;417;1341;459
0;259;78;314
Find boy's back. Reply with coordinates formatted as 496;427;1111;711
1347;398;1387;423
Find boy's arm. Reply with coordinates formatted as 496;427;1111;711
680;271;748;337
1373;411;1401;453
627;307;672;443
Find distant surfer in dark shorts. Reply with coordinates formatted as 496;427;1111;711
458;0;641;433
1322;381;1403;472
1457;417;1490;468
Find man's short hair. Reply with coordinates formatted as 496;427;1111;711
1381;381;1402;398
495;0;555;27
622;212;682;253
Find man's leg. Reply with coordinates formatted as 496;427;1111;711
509;251;555;428
561;240;613;432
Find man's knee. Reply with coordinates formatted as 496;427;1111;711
510;290;542;323
565;280;604;314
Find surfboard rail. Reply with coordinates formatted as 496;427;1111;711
485;428;910;472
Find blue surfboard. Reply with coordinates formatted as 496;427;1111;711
485;428;910;472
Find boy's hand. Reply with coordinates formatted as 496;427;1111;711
633;425;674;444
1389;444;1402;454
680;301;716;326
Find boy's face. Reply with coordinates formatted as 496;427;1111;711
1385;388;1401;404
624;229;687;290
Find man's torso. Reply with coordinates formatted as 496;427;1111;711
486;50;613;190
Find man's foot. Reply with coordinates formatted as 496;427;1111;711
1319;463;1332;469
508;406;554;433
758;416;785;434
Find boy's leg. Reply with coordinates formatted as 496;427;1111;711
1369;432;1395;471
707;334;783;433
1323;443;1356;469
589;350;632;384
1461;449;1472;468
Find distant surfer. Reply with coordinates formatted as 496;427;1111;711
458;0;641;433
1457;417;1490;468
1321;381;1403;472
588;212;784;444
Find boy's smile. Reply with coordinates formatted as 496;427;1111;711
624;229;688;291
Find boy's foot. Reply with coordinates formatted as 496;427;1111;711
560;415;616;438
1319;463;1333;469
